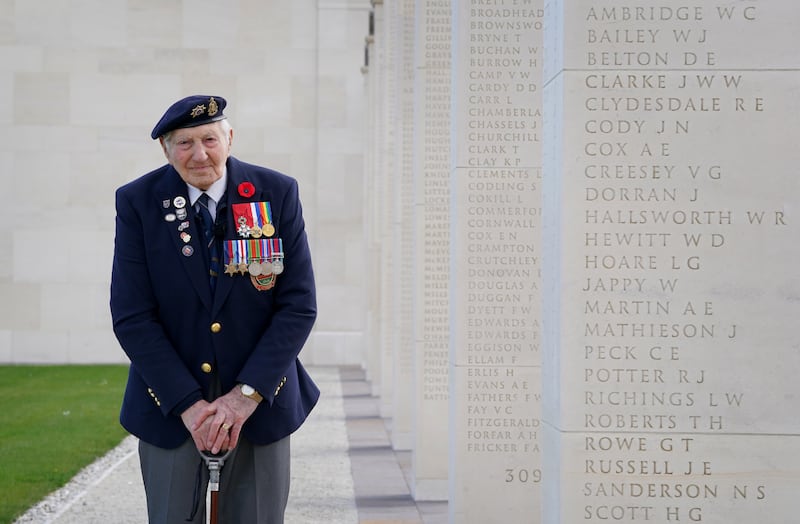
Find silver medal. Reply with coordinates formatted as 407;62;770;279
237;223;251;237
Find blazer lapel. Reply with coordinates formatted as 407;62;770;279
155;167;213;311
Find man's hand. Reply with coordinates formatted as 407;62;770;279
180;388;259;453
204;387;260;452
180;399;228;452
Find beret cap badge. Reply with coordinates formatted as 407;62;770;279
189;104;206;118
151;95;227;139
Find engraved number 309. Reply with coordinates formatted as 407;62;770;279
504;468;542;483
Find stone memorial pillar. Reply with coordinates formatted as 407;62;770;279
364;0;385;398
542;1;800;522
450;2;544;521
376;0;397;417
411;0;451;501
387;0;416;451
363;8;382;393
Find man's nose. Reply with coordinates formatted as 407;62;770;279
191;143;208;160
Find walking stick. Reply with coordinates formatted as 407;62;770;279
199;448;233;524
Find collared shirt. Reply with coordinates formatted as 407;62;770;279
187;170;227;221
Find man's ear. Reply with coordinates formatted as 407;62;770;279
159;136;169;159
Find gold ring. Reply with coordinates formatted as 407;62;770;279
221;423;231;431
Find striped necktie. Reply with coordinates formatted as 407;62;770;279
196;193;220;292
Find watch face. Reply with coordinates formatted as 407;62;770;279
241;384;255;396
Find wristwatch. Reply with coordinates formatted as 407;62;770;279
240;383;263;403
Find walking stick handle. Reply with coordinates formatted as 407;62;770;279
199;448;233;492
199;448;234;524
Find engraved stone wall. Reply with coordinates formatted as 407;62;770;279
411;0;451;501
451;1;544;521
543;1;800;522
377;0;397;417
389;0;416;451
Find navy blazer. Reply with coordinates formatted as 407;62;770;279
111;156;319;449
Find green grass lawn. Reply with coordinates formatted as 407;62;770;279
0;365;129;523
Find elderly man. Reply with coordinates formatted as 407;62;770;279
110;95;318;523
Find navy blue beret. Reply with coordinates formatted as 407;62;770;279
150;95;227;139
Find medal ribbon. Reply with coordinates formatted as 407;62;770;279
243;240;251;264
224;241;248;265
232;203;254;227
223;239;280;270
247;202;273;229
267;238;280;259
224;240;234;264
246;239;275;262
261;238;272;260
263;202;273;228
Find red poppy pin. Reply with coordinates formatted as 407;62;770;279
238;181;255;198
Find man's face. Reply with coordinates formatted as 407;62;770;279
160;121;233;190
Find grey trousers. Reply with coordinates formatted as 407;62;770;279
139;435;290;524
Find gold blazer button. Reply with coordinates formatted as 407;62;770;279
201;363;212;373
210;322;222;333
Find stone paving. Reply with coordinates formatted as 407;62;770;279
13;366;447;524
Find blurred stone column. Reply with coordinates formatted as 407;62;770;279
387;0;416;451
368;0;393;407
363;6;381;393
411;0;451;501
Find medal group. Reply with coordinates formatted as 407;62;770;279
227;201;284;290
163;190;285;291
